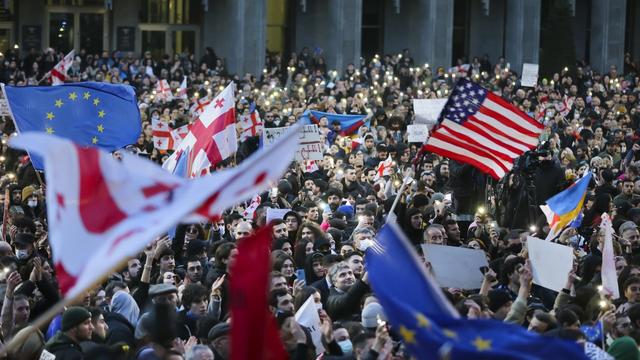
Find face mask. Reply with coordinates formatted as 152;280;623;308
16;249;29;260
27;199;37;208
337;340;353;355
315;303;323;311
358;239;373;252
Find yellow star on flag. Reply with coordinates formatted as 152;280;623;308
472;336;492;351
46;112;55;120
92;136;98;144
399;326;416;344
68;92;78;101
93;98;100;106
83;92;91;100
97;124;104;133
45;127;54;135
98;110;106;118
442;328;458;339
416;313;431;329
54;99;63;108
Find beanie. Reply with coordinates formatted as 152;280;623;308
62;307;92;331
21;186;35;202
361;302;387;328
488;289;512;313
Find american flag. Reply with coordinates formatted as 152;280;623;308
421;79;543;179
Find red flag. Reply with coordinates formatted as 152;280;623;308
51;50;75;85
230;226;288;360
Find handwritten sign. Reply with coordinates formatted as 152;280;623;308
264;125;323;161
413;99;447;129
407;124;429;143
521;63;539;87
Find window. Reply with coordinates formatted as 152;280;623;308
49;12;74;53
172;30;195;55
142;31;166;60
80;13;104;54
47;0;104;5
266;0;289;53
141;0;201;24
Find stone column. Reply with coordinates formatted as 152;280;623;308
504;0;541;73
590;0;627;73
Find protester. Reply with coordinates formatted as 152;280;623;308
2;44;640;359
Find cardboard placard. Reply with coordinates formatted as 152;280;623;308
407;124;429;143
421;244;488;289
264;125;323;161
521;63;539;87
413;99;447;128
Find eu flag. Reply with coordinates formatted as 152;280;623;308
301;110;370;136
3;82;141;170
365;223;588;360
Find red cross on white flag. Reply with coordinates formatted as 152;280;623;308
190;95;212;119
239;110;263;141
51;50;75;86
155;79;174;102
163;83;238;178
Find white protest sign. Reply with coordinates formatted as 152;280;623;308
0;98;9;116
413;99;447;129
295;295;325;355
407;124;429;143
266;208;290;224
264;125;323;161
421;244;488;289
527;236;573;292
521;63;539;87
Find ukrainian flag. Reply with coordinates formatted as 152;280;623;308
541;172;592;239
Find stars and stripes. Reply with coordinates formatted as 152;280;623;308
421;78;543;179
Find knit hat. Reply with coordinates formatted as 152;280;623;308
21;186;35;202
412;194;430;208
607;336;640;360
361;302;387;328
488;289;512;312
337;205;354;219
62;307;92;331
208;322;230;341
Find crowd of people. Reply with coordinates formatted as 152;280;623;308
0;44;638;359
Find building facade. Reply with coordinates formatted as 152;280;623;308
1;0;639;76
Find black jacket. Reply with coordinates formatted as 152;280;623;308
326;280;370;322
45;332;84;360
104;312;135;349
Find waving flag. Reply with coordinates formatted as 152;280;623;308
155;79;174;102
375;155;394;180
51;50;75;85
190;95;211;119
448;64;470;77
239;103;263;141
301;110;369;136
9;126;301;299
163;83;237;178
421;78;543;179
230;226;288;360
152;118;173;151
366;223;587;360
3;82;141;170
541;172;592;240
176;76;188;100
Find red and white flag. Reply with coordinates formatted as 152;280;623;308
600;213;620;299
304;160;319;173
242;195;262;219
189;95;212;119
239;109;263;141
163;83;237;178
9;126;302;299
554;96;574;117
170;124;190;146
421;78;543;179
155;79;174;102
152;118;173;151
176;76;188;100
448;64;470;77
51;50;75;86
375;155;394;180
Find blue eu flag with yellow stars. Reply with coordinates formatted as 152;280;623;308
365;223;588;360
3;82;141;170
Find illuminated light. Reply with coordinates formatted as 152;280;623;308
13;44;18;49
529;225;537;233
204;81;210;86
477;207;485;214
599;300;607;308
263;68;267;73
424;63;429;68
0;156;5;162
564;67;569;72
597;285;603;292
444;74;449;78
6;173;15;180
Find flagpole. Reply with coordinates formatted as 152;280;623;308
386;177;412;224
37;72;51;85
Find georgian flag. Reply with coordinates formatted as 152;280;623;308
176;76;188;100
239;105;263;141
51;50;75;85
155;79;174;102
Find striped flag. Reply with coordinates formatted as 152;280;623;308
421;79;543;179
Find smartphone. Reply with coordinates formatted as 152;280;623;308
295;269;306;283
479;266;489;275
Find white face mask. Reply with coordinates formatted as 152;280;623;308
16;249;29;260
358;239;374;252
27;199;37;208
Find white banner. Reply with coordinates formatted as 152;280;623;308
264;125;323;161
295;295;325;355
413;99;447;129
521;63;539;87
421;244;488;289
527;236;573;292
407;124;429;143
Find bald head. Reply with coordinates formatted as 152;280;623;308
234;221;253;240
0;241;12;256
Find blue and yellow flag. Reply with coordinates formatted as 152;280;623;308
4;82;141;170
542;172;593;235
366;223;587;359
